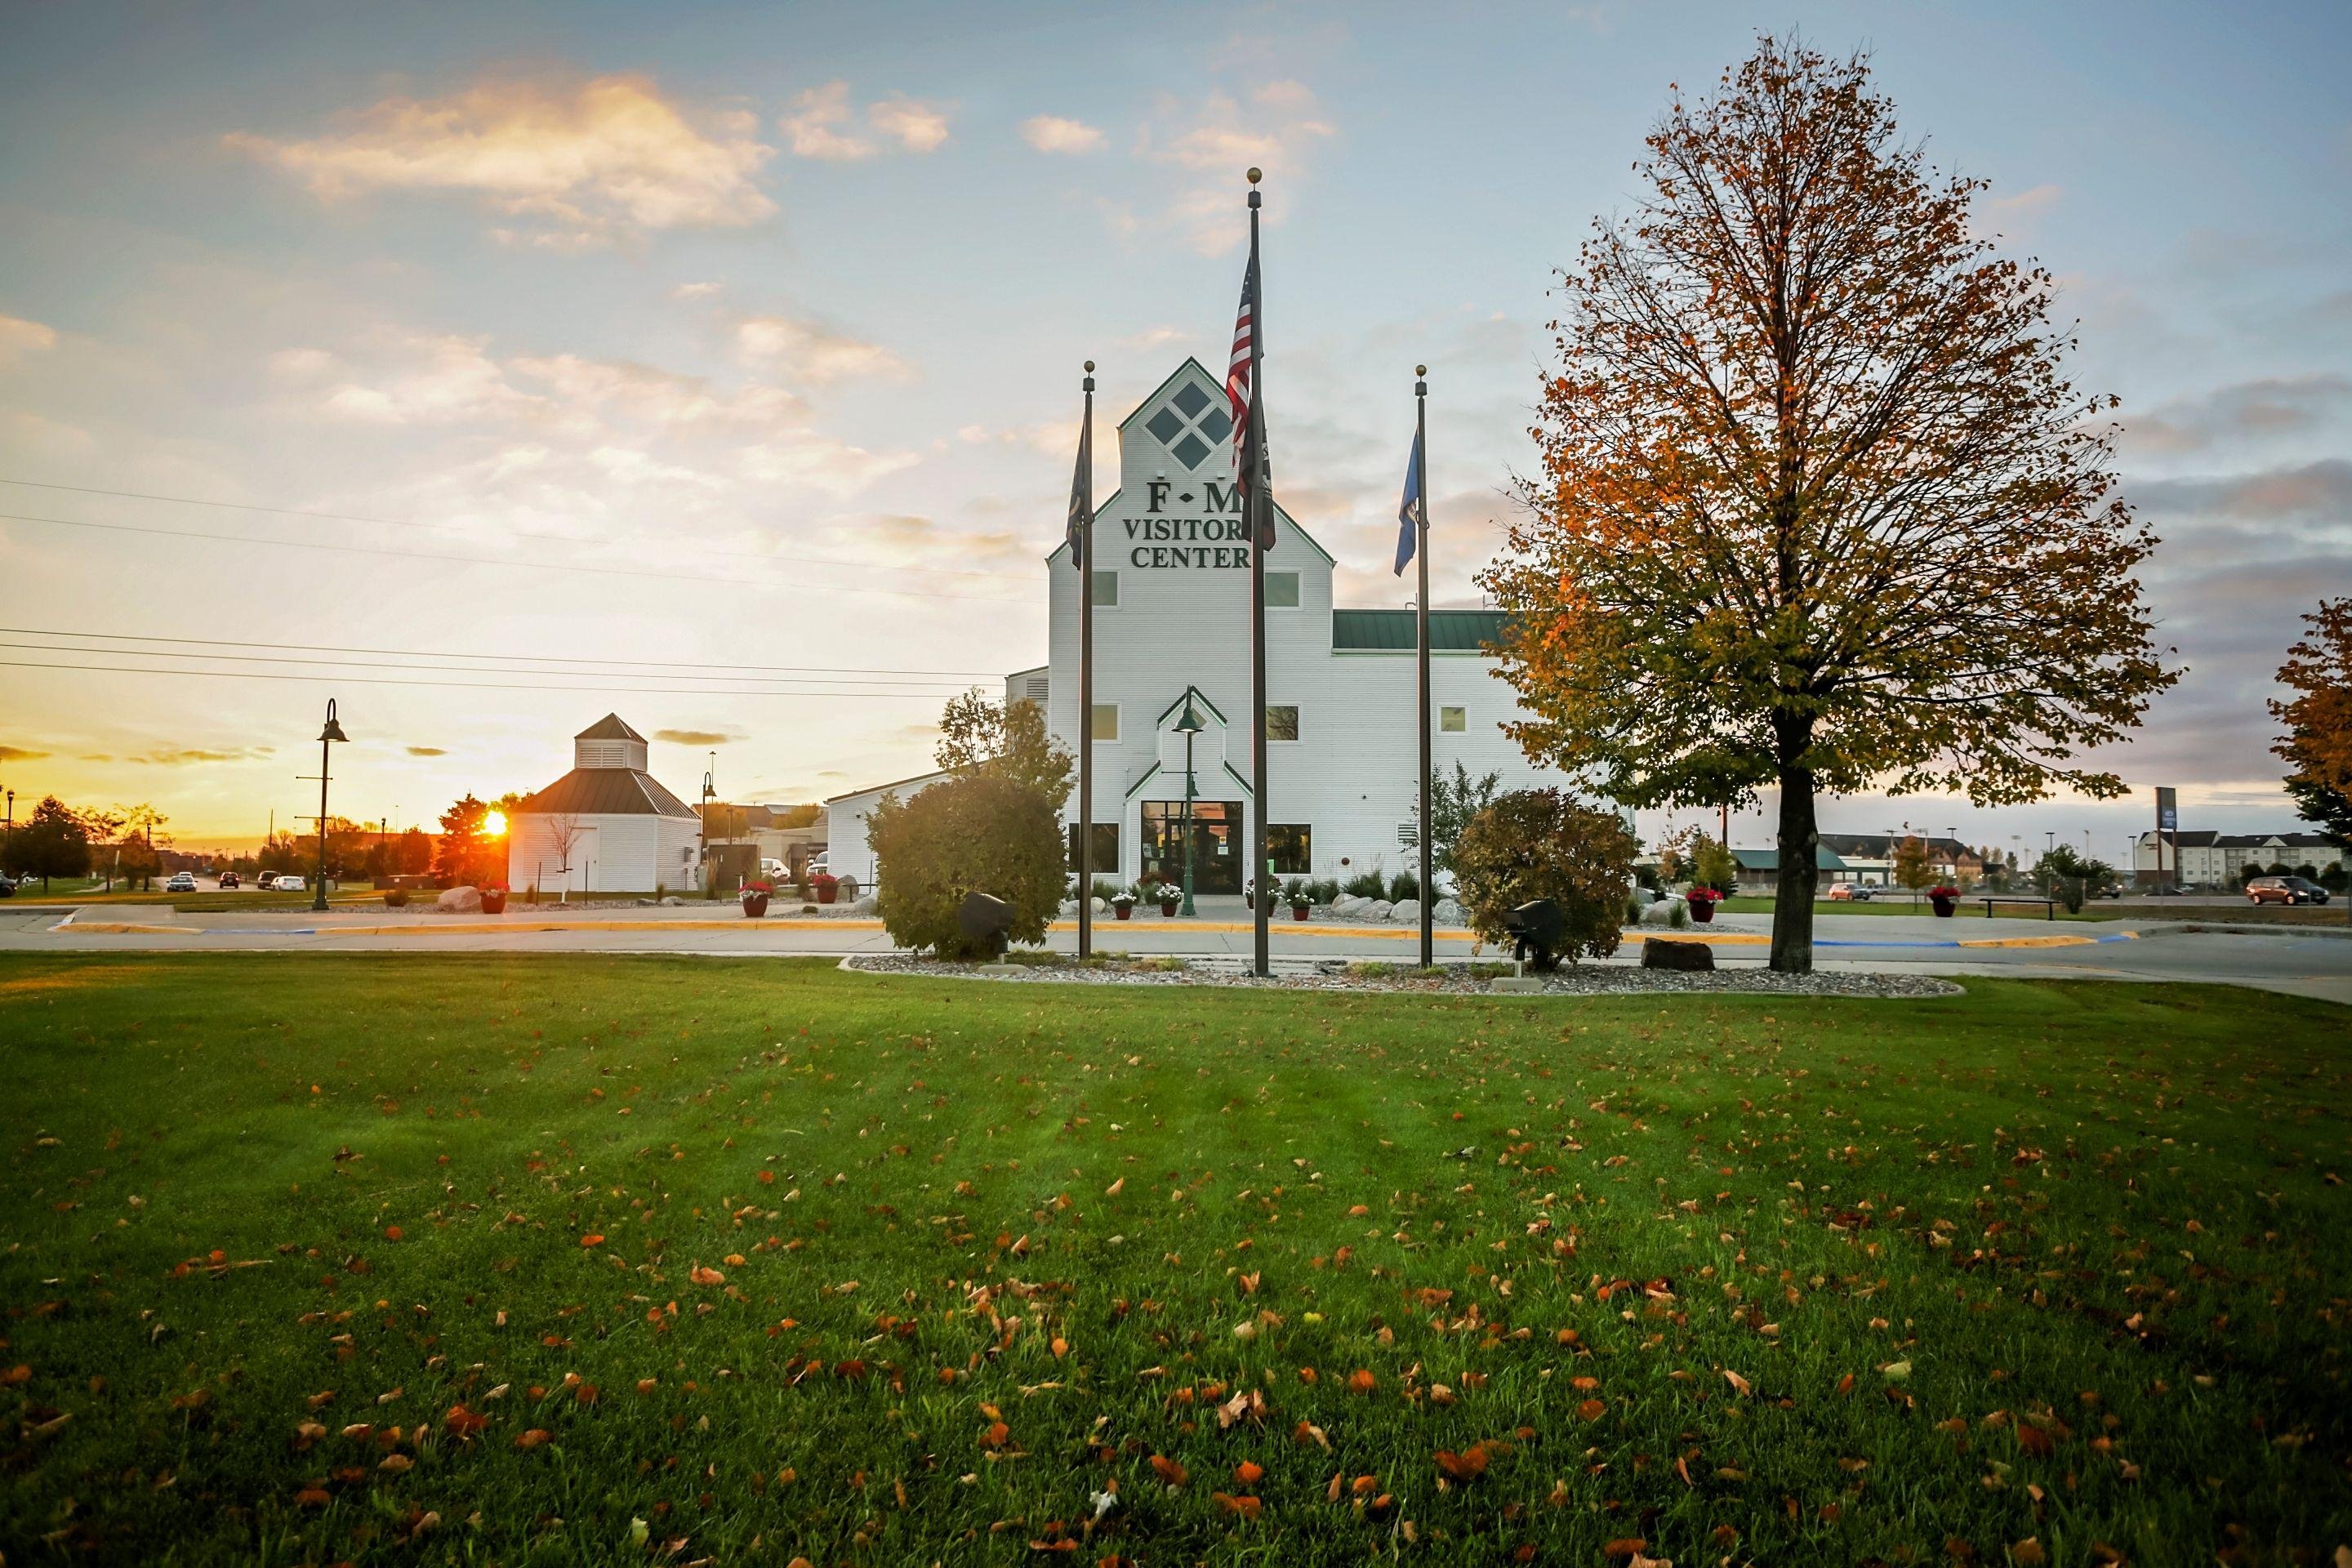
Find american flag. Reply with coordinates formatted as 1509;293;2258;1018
1226;233;1257;492
1227;225;1272;550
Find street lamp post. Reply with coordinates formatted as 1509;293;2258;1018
309;699;348;913
1174;694;1205;918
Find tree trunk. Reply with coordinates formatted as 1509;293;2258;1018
1770;755;1820;974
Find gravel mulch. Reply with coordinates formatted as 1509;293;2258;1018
843;955;1959;999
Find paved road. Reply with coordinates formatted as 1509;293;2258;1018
2;900;2345;1004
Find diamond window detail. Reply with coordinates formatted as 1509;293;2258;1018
1145;408;1187;445
1145;376;1232;470
1198;408;1232;443
1171;434;1212;469
1172;382;1211;417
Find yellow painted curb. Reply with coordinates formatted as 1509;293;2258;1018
1956;933;2105;949
55;921;206;935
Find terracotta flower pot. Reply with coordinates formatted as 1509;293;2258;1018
1687;900;1714;924
1930;897;1955;918
1113;903;1133;921
1160;900;1179;917
479;889;508;915
815;884;836;905
742;892;770;918
1290;904;1310;921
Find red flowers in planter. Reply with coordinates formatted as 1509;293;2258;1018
811;872;839;906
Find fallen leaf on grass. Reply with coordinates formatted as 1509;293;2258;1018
1723;1370;1752;1397
1149;1454;1187;1487
514;1429;552;1450
1435;1445;1489;1482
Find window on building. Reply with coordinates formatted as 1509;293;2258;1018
1090;570;1119;608
1267;823;1312;874
1440;705;1466;733
1090;703;1120;742
1265;570;1300;608
1265;705;1299;742
1067;823;1120;877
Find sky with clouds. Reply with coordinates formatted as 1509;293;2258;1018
0;0;2346;860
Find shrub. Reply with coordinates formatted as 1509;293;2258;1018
1624;891;1647;925
1308;877;1341;906
1388;870;1421;903
1451;789;1639;966
869;773;1065;958
1343;871;1387;900
1089;876;1121;903
2322;863;2349;893
384;889;409;908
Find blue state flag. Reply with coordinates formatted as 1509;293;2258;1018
1392;427;1423;576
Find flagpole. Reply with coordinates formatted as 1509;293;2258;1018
1246;168;1270;979
1414;365;1432;970
1077;360;1095;960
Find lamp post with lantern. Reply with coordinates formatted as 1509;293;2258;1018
1174;693;1205;919
307;699;348;913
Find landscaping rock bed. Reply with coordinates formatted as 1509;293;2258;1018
844;954;1959;998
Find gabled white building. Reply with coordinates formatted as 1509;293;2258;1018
826;358;1559;891
508;715;702;895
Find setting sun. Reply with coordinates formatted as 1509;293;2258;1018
483;810;507;836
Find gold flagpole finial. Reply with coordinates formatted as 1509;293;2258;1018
1246;167;1262;185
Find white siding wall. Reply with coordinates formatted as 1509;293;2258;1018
1045;359;1557;888
508;812;699;893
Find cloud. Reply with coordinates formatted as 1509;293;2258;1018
780;83;951;161
2129;458;2352;522
868;96;951;154
406;746;448;757
1986;183;2061;220
1022;114;1105;154
0;745;50;762
780;82;874;161
736;432;917;496
2122;374;2352;456
0;314;58;366
1136;82;1335;254
734;314;913;385
317;332;540;425
653;728;739;746
670;280;724;299
129;746;275;766
228;75;776;242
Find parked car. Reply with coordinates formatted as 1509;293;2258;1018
1824;884;1874;902
2093;881;2125;899
2247;875;2330;906
217;871;239;889
164;871;198;893
273;874;306;892
0;872;15;898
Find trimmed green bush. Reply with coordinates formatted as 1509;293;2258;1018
1343;871;1387;900
1388;870;1421;903
869;773;1065;958
1452;789;1638;967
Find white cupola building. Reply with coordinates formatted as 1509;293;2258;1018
507;715;702;896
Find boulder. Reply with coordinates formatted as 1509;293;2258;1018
1330;894;1366;915
661;895;684;906
434;885;482;914
1638;898;1680;927
851;895;880;915
1641;939;1714;972
1432;898;1466;927
1364;899;1394;922
1090;897;1107;915
1389;898;1422;925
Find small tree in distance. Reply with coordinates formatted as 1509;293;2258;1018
2271;598;2352;844
1891;836;1934;902
868;773;1065;958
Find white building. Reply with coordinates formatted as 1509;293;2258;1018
508;715;702;895
826;358;1559;892
2133;830;2343;888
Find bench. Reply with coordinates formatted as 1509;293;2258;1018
1978;895;2058;921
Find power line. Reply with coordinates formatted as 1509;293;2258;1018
0;510;1031;607
0;626;1004;679
0;639;984;691
0;476;1036;584
0;657;970;700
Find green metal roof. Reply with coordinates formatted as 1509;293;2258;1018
1731;847;1849;871
1331;609;1508;653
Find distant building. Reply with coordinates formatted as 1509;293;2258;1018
2133;830;2342;887
701;802;826;878
507;715;701;895
1729;845;1849;891
1813;833;1984;887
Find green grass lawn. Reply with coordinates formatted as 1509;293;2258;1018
0;956;2345;1565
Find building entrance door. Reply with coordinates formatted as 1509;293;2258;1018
1140;800;1243;894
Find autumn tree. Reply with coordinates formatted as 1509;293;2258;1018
1481;36;2176;971
1423;761;1502;880
1891;835;1933;898
2271;598;2352;842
